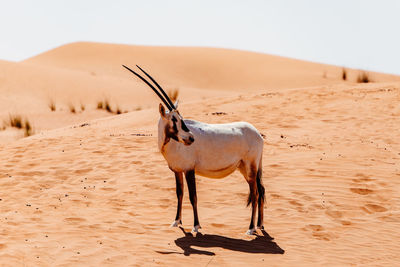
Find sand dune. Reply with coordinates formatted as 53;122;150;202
24;42;400;92
2;42;399;138
3;42;399;141
1;43;400;265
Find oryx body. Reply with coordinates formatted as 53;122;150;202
159;119;263;179
123;65;265;235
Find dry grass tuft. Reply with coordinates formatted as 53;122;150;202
97;99;119;114
342;68;347;81
48;99;56;111
104;100;112;113
8;114;23;128
357;71;371;83
97;101;103;109
24;120;32;136
69;103;76;113
5;114;34;136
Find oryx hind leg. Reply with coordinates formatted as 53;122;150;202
171;172;183;227
239;161;259;235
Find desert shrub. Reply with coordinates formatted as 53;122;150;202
69;103;76;113
357;71;370;83
104;100;112;113
342;68;347;81
24;120;32;136
80;103;85;111
9;114;23;128
5;114;34;136
97;99;116;113
48;99;56;111
97;101;103;109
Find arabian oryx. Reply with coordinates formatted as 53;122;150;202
123;65;265;235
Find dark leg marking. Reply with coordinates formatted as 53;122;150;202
174;172;184;224
185;170;200;228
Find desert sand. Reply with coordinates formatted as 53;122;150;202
0;42;400;266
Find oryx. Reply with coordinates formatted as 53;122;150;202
123;65;265;235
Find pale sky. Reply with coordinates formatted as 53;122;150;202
0;0;399;74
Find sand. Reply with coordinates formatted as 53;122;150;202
0;42;400;266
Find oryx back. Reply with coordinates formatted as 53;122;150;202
160;119;263;178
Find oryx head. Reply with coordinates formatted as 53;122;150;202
122;65;195;146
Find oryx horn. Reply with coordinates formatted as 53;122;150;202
122;65;174;111
135;65;176;110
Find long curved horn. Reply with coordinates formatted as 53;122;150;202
122;65;173;111
135;65;176;110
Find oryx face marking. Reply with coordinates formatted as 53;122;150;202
161;106;194;146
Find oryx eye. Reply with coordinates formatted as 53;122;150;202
171;116;178;133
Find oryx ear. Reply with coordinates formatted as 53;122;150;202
159;103;166;117
174;100;179;109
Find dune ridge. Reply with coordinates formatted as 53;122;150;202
23;42;400;91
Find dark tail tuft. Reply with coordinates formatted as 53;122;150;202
247;168;264;207
256;168;265;204
247;192;252;207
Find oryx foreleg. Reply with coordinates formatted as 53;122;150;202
171;171;183;227
185;170;201;233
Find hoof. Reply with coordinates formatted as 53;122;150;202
170;220;182;227
191;225;201;233
257;225;264;230
246;228;256;235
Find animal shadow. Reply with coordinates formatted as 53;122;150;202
158;227;284;256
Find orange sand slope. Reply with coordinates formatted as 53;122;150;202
1;80;400;265
1;42;400;265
